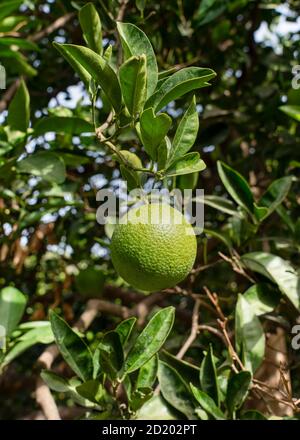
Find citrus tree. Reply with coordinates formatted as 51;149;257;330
0;0;300;420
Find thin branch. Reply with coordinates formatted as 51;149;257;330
35;377;61;420
29;12;75;42
176;299;200;359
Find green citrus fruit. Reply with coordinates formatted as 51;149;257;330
75;267;105;298
110;203;197;292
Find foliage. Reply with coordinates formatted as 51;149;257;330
0;0;300;420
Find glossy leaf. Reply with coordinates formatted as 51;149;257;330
190;384;226;420
97;331;123;380
53;42;91;89
54;44;122;112
7;79;30;133
41;370;70;392
160;350;200;386
124;306;175;374
119;55;147;116
0;1;23;22
79;2;102;54
168;96;199;164
17;152;66;184
139;108;172;161
241;252;300;310
158;361;195;419
136;355;158;389
34;116;93;136
135;395;178;420
279;105;300;122
76;379;105;404
145;67;216;112
0;287;26;335
50;311;93;382
235;294;265;373
226;371;252;415
117;22;158;97
243;283;281;316
165;152;206;176
193;194;241;217
3;324;54;365
217;161;254;215
258;176;293;220
200;345;220;405
115;317;136;346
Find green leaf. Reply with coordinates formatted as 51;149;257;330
97;331;123;380
139;108;172;161
204;228;232;250
135;395;179;420
200;345;220;406
41;370;70;393
54;44;122;112
190;384;226;420
0;1;23;21
241;252;300;310
119;55;147;116
279;105;300;121
226;371;252;415
177;172;199;190
145;67;216;112
168;96;199;164
0;16;27;33
157;136;172;170
34;116;93;136
53;42;91;89
217;161;254;215
0;287;26;336
76;379;105;404
50;311;93;382
79;2;102;54
115;317;137;346
114;149;142;191
17;152;66;184
117;22;158;98
165;152;206;176
0;37;38;51
243;283;281;316
136;355;158;389
235;294;265;373
124;306;175;374
194;194;241;217
160;350;200;386
258;176;293;221
158;361;195;419
7;79;30;133
3;324;54;365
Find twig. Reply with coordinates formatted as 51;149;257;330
176;299;200;359
0;79;20;113
35;377;61;420
29;12;75;42
198;324;227;344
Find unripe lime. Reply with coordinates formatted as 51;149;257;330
110;203;197;292
75;267;105;298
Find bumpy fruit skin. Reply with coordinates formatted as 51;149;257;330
110;203;197;292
